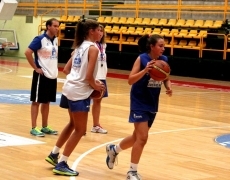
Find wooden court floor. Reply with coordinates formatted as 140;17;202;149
0;56;230;180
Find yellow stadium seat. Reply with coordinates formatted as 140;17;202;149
164;38;170;47
123;27;135;34
175;29;188;38
164;19;176;27
104;17;112;23
192;20;204;28
110;35;119;42
66;16;74;22
60;15;67;22
211;20;223;28
132;27;143;35
152;28;161;35
131;18;143;25
123;36;135;44
97;16;105;23
110;26;120;33
73;16;80;22
166;29;179;37
149;18;159;25
184;40;200;49
175;19;185;27
105;25;112;33
116;17;127;24
142;18;151;25
141;28;152;35
111;17;119;24
202;20;213;28
59;23;66;30
181;19;195;27
126;17;135;24
170;39;178;46
198;41;206;48
158;19;167;26
130;36;141;45
114;36;126;44
119;26;127;33
106;35;112;43
174;40;188;48
196;30;207;38
160;29;170;36
184;30;198;38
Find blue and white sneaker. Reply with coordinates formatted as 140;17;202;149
106;144;118;169
53;161;79;176
126;171;142;180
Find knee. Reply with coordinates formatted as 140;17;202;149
137;134;148;146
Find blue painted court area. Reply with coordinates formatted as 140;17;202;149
0;90;61;104
215;134;230;148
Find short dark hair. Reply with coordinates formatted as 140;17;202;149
45;18;59;30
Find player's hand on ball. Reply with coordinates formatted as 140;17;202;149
145;60;155;72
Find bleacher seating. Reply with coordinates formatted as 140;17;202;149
96;15;225;59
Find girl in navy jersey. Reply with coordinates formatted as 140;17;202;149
105;34;172;180
45;19;105;176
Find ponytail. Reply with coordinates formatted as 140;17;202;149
73;19;99;48
138;34;163;53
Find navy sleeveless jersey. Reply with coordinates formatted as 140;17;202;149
130;53;168;112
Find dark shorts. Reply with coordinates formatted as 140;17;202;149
60;94;91;112
129;110;157;127
60;94;69;109
30;70;57;103
68;97;91;112
99;79;108;98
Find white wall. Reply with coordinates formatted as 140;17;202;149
1;15;58;57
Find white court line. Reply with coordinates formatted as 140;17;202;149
70;125;230;180
0;66;12;74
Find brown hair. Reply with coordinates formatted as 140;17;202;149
45;18;59;30
73;19;99;48
98;24;106;44
138;34;164;53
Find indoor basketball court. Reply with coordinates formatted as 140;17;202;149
0;56;230;180
0;0;230;179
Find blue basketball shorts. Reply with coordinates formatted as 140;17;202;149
68;97;91;112
129;110;157;127
59;94;90;112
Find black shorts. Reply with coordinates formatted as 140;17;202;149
60;94;69;109
30;70;57;103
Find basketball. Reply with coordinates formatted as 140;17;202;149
149;60;170;81
90;80;105;99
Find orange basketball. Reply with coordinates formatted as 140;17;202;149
90;80;105;99
149;60;170;81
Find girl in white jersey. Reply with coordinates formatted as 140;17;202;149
45;19;105;176
91;24;108;134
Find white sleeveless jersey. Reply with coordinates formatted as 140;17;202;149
95;43;107;80
62;41;98;101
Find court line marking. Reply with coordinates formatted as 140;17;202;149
0;66;12;74
70;125;230;180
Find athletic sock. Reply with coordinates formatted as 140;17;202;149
129;163;138;172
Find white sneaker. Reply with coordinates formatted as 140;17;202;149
106;144;118;169
91;125;108;134
126;171;142;180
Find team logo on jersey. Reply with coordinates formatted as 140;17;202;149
133;114;143;119
0;90;61;104
147;79;162;88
